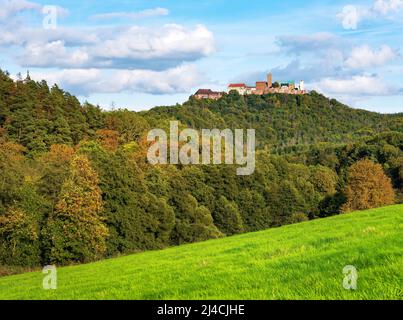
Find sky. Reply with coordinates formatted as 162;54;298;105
0;0;402;113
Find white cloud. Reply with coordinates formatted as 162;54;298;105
90;7;169;20
0;1;70;46
1;25;102;46
338;0;403;29
373;0;403;15
0;1;215;71
276;32;340;54
20;41;90;67
0;0;40;21
92;24;215;61
30;65;206;96
0;0;215;98
270;33;352;82
337;5;367;30
313;75;398;96
345;45;398;69
0;0;68;23
18;24;215;70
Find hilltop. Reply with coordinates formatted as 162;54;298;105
143;91;402;150
0;205;401;300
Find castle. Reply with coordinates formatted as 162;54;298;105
193;89;224;100
194;72;306;100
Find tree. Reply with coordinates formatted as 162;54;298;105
288;212;308;224
79;142;175;255
213;196;244;235
0;141;27;212
169;180;222;244
105;110;149;144
0;139;45;267
96;129;119;151
38;144;75;206
342;159;395;212
0;207;40;266
44;155;108;264
310;166;338;196
238;189;269;231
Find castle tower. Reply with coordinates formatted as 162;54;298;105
267;72;273;88
299;80;304;91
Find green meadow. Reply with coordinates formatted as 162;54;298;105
0;205;402;300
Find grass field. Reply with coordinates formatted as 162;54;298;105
0;205;402;300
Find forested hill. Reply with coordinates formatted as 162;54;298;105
143;92;402;150
0;70;402;271
0;70;402;153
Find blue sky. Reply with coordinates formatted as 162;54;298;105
0;0;402;113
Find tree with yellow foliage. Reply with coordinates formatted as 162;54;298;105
96;129;119;152
44;155;108;264
342;159;395;212
0;207;40;266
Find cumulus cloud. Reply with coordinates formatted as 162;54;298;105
0;0;69;24
90;7;169;21
0;0;215;97
276;33;340;55
373;0;403;14
337;5;367;30
0;25;104;47
260;33;350;83
338;0;403;30
0;0;215;70
0;0;215;71
345;45;398;69
236;57;346;86
273;33;397;81
17;24;215;70
0;0;40;21
90;24;215;68
30;65;206;96
313;75;399;96
19;41;90;68
235;31;401;105
0;1;71;46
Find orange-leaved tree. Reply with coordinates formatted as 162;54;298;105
342;159;395;212
96;129;119;152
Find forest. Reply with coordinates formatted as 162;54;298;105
0;70;402;272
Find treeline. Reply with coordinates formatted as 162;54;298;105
144;91;403;150
1;70;402;155
0;70;105;154
282;132;403;201
0;70;401;270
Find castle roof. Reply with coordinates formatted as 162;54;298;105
196;89;215;94
228;83;247;88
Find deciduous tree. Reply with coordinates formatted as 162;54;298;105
342;159;395;212
44;155;108;264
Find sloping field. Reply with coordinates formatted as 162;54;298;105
0;205;402;300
